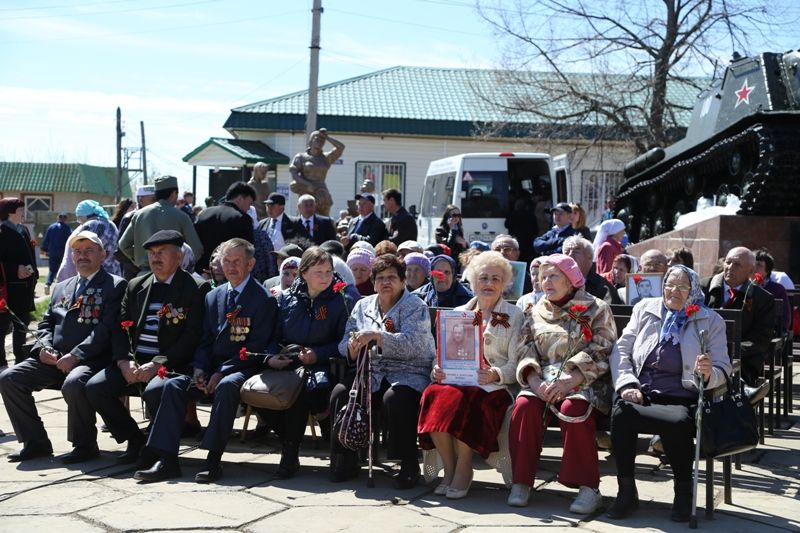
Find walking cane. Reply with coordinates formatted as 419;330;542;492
690;329;708;529
367;344;375;488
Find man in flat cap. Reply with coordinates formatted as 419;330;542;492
86;230;211;465
135;238;279;483
119;176;203;274
254;193;303;276
340;193;388;250
0;231;127;463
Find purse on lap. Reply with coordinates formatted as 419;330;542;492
700;374;759;458
240;344;307;411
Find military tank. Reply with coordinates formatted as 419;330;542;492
616;49;800;242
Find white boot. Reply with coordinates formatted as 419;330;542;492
507;483;531;507
570;486;602;514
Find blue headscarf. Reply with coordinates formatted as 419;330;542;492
75;199;109;220
659;264;706;345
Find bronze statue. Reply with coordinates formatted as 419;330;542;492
248;162;271;220
289;128;344;216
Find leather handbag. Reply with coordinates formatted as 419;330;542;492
240;344;306;411
700;375;759;458
334;346;370;451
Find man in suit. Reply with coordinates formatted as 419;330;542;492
194;181;256;274
382;188;417;245
0;231;127;463
533;202;577;255
85;230;211;464
295;194;336;245
703;246;775;387
134;238;279;483
119;176;203;273
340;193;388;249
259;193;302;253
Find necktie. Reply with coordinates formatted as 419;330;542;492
352;217;363;235
725;287;738;308
270;218;277;235
73;277;88;303
227;289;238;312
305;219;312;236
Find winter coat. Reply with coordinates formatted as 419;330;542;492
516;288;616;414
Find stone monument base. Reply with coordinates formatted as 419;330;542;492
627;215;800;280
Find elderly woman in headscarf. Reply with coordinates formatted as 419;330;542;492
516;256;546;311
347;247;375;296
607;264;730;522
412;255;473;308
57;199;121;280
507;254;616;514
593;219;626;276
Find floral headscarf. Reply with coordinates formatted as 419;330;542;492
659;264;705;345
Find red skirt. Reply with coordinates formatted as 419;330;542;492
418;383;512;458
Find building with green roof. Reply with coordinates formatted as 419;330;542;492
0;162;131;234
185;65;704;225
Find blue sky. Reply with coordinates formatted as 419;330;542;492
1;0;797;196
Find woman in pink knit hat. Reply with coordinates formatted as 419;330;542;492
507;254;617;514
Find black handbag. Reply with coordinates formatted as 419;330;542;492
700;375;759;458
333;347;370;451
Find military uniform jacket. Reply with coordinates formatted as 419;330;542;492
32;267;127;363
111;268;211;373
192;276;279;376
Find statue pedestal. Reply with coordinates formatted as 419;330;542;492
627;215;800;280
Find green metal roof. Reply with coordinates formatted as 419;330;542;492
224;66;706;139
182;137;290;164
0;162;131;197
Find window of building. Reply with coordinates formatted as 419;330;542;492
355;161;406;216
23;195;52;221
580;170;624;226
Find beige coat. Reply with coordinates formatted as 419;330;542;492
516;288;617;414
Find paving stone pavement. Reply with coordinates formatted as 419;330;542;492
0;370;798;533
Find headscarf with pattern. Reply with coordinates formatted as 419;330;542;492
659;264;705;345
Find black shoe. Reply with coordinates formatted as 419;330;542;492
744;382;770;406
116;433;146;464
671;480;693;522
393;461;420;490
134;458;181;482
275;442;300;479
329;451;360;482
61;445;100;464
136;447;159;470
607;477;639;519
195;461;223;483
8;439;53;462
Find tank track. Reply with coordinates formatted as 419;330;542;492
617;121;800;238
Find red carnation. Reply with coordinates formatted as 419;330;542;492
0;298;7;312
633;274;642;283
157;366;167;379
752;273;764;285
431;270;445;281
120;320;135;330
581;325;593;342
569;303;588;314
333;281;347;293
685;303;700;317
239;347;248;361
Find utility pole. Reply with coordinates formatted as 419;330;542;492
140;121;148;184
305;0;322;141
116;107;123;203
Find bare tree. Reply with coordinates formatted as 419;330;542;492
475;0;782;154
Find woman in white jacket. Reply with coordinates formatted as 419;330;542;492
608;264;731;522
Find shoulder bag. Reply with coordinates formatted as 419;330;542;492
240;344;307;411
333;346;370;451
700;374;759;458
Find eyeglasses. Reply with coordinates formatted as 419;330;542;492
494;245;518;253
664;283;691;293
449;213;461;218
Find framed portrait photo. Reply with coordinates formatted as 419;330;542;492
626;273;663;306
436;309;484;386
504;260;527;302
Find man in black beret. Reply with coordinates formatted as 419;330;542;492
85;229;211;465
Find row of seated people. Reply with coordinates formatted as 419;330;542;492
0;229;775;524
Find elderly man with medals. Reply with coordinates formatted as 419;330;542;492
0;230;127;463
134;238;279;483
86;230;211;465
